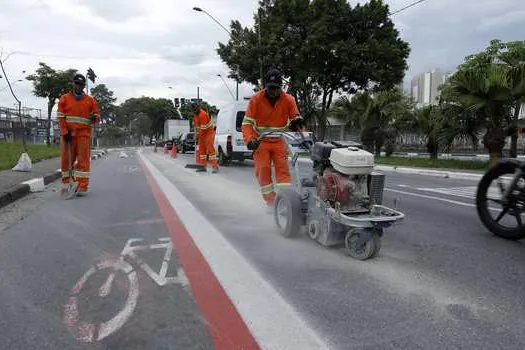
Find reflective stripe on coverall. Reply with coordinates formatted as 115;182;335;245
241;90;301;205
194;109;218;169
57;92;100;192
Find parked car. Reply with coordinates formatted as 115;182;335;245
176;132;195;153
214;100;251;166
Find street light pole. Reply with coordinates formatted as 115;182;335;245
193;6;239;100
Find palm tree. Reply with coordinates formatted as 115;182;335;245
332;90;413;156
444;65;514;167
413;106;443;159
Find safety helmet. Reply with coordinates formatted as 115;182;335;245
72;73;86;85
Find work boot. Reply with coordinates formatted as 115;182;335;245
77;189;89;197
265;203;274;215
212;167;219;174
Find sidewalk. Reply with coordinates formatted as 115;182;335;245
0;157;60;192
0;149;108;209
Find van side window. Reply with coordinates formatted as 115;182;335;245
235;111;245;132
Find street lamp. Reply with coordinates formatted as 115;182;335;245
192;7;232;35
193;6;239;100
217;74;236;100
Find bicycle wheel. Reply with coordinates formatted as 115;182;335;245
63;259;139;343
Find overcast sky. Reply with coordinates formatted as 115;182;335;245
0;0;523;116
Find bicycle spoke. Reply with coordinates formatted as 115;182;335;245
514;209;523;227
498;179;506;194
487;197;505;205
495;206;510;223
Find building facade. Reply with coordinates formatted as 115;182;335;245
410;69;452;107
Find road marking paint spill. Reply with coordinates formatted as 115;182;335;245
139;150;330;350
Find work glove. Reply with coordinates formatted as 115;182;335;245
90;114;98;123
289;117;305;132
63;132;72;144
247;139;260;151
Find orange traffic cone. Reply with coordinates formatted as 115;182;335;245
171;144;177;159
164;144;168;154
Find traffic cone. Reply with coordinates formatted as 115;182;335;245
164;144;168;154
154;143;157;153
171;144;177;159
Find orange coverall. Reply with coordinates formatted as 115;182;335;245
57;92;100;192
194;109;218;169
242;90;301;205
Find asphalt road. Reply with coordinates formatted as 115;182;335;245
147;150;525;349
2;147;525;349
0;150;214;350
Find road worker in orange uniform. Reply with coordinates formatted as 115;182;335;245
57;74;100;196
242;69;305;210
192;103;219;173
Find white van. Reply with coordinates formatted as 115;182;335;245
214;100;251;165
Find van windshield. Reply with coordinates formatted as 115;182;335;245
235;111;245;132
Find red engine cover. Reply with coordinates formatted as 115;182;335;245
317;169;354;204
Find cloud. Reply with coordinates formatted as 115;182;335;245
0;0;523;113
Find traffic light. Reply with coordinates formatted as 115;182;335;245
174;98;180;106
87;68;96;83
180;98;186;106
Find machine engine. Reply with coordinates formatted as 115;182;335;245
317;169;370;213
311;142;384;213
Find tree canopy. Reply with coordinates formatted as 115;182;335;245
90;84;117;124
217;0;410;139
26;62;77;144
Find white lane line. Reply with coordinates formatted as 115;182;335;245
139;151;330;350
387;188;477;208
386;188;502;213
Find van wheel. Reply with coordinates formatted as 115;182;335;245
218;149;230;166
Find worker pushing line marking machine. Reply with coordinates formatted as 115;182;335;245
261;130;405;260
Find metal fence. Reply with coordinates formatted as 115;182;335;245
0;106;52;144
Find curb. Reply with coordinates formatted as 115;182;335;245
0;169;61;210
0;150;108;210
374;165;483;181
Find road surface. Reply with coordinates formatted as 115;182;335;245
1;147;525;349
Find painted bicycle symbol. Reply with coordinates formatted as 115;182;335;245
63;237;188;343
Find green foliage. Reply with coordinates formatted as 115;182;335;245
26;62;76;115
441;39;525;163
0;141;60;171
117;97;177;138
26;62;77;144
90;84;117;124
217;0;410;139
332;89;414;155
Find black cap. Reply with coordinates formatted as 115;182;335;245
72;73;86;85
265;69;282;87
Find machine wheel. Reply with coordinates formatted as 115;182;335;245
218;148;230;166
476;161;525;240
308;222;320;240
345;229;381;260
274;189;302;238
